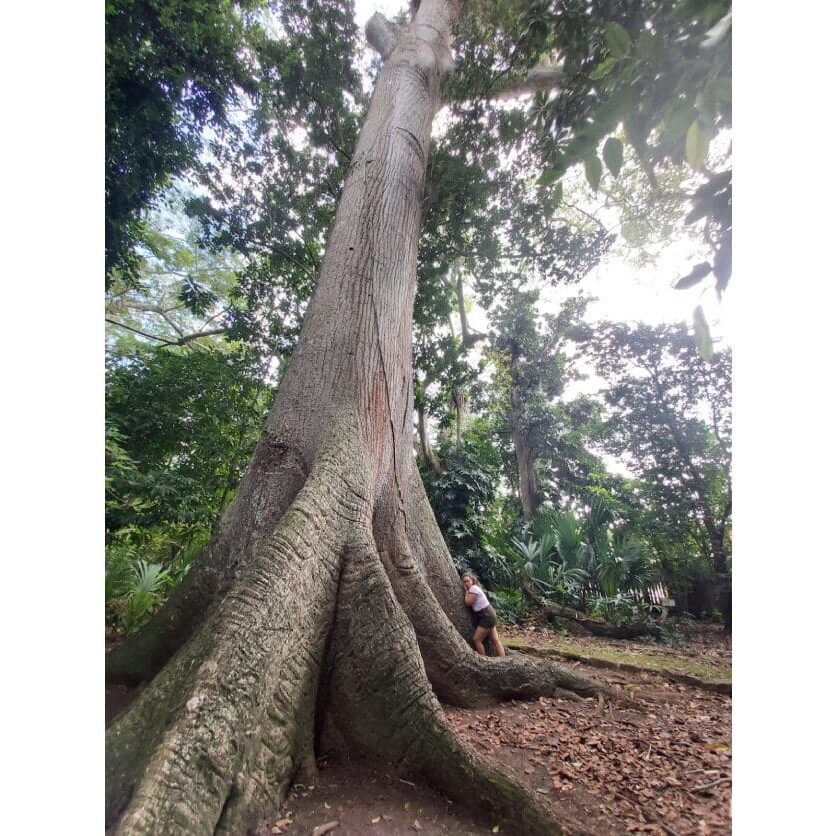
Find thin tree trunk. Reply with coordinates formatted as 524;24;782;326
514;429;539;520
453;260;485;348
417;401;443;475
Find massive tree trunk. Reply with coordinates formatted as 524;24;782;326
105;3;611;832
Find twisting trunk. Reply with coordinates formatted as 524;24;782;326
106;3;610;832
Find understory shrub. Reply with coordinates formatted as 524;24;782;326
105;524;206;633
491;587;529;624
588;593;661;627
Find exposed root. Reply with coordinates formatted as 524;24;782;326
106;440;368;834
322;536;572;835
373;507;617;707
106;437;617;835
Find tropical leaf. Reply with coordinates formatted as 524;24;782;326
675;261;712;289
685;120;710;170
584;154;603;191
693;305;714;360
590;56;616;80
605;22;631;58
602;137;624;177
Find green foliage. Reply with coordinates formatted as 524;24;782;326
589;593;660;627
106;345;271;533
490;587;530;624
106;520;209;633
584;154;603;191
587;322;731;619
107;545;171;634
106;199;243;354
421;420;508;586
526;501;659;608
106;0;263;282
485;291;612;514
512;0;732;297
681;169;732;296
602;137;624;177
506;523;589;607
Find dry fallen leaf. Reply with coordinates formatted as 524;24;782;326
311;822;339;836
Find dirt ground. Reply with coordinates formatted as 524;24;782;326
107;622;731;835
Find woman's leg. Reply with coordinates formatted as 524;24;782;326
473;625;490;655
489;626;506;657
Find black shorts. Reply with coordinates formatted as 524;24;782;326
474;605;497;629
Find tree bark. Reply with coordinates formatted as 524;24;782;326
416;400;443;476
106;3;610;832
514;428;540;520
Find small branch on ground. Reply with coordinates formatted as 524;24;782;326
691;776;731;793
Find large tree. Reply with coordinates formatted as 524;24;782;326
107;0;732;834
487;289;591;519
587;321;732;624
105;3;617;833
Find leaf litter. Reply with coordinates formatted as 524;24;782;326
255;626;729;834
446;626;731;834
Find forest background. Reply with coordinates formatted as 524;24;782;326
1;1;834;832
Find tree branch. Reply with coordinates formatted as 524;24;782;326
365;13;402;59
491;65;564;101
106;318;227;347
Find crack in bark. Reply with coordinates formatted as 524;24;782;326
395;125;425;161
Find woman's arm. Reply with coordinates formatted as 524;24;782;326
464;592;476;606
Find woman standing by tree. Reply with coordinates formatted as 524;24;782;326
463;574;505;657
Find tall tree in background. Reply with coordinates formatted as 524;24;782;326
488;290;590;519
106;1;732;832
588;322;731;624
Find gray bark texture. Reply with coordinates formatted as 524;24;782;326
105;2;611;832
514;428;540;521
